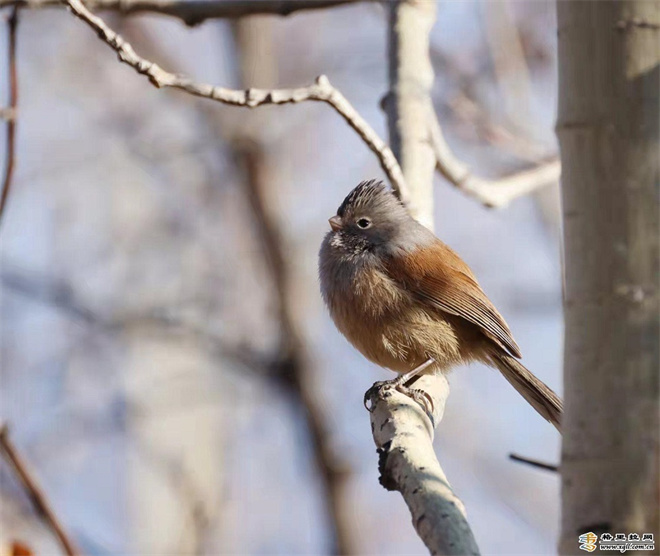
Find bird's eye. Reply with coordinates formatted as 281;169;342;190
356;218;372;229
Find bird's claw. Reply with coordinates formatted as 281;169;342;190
364;379;435;423
364;379;395;411
402;385;435;422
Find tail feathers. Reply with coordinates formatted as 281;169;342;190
491;352;563;432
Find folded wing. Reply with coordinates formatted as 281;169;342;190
386;240;522;358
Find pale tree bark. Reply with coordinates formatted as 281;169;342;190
366;376;480;556
557;1;659;553
386;0;437;228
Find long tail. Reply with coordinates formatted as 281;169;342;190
490;352;563;432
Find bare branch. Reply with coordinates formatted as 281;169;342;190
366;375;480;556
429;105;560;209
509;453;558;473
0;6;18;229
61;0;409;204
385;0;437;228
0;424;79;556
1;0;363;26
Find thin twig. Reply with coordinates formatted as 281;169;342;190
61;0;409;204
0;6;18;228
2;0;363;26
429;103;560;208
0;424;79;556
509;453;558;473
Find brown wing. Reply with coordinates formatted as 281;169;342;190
386;240;522;358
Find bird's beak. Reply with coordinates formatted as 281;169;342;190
328;215;343;232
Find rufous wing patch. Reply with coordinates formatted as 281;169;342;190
385;240;522;358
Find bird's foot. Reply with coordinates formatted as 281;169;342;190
364;378;435;422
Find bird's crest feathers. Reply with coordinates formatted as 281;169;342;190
337;180;402;217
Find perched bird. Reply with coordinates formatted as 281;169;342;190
319;179;562;430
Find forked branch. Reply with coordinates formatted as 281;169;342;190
61;0;409;203
429;104;560;209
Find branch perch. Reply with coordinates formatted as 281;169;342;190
2;0;362;25
429;104;560;209
366;374;480;555
60;0;409;204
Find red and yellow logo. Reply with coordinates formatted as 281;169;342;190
579;532;598;552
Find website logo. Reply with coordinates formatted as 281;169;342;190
579;532;655;553
579;532;598;552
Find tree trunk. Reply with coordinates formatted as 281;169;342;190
557;2;659;553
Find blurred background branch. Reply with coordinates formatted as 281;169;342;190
230;17;354;553
0;0;364;25
0;6;18;228
0;425;78;556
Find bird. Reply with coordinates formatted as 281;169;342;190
318;179;562;431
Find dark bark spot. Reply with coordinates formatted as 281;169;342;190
377;442;397;491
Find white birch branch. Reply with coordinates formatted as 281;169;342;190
2;0;363;25
386;0;437;229
366;374;480;556
60;0;410;204
429;105;560;209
